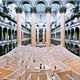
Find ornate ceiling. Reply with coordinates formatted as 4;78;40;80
5;0;79;13
6;0;79;6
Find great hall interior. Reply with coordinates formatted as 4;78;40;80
0;0;80;80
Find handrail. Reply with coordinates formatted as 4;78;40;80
66;74;75;80
46;71;50;80
0;72;2;80
55;73;61;80
37;76;39;80
27;74;31;80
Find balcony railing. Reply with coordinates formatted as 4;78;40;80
0;39;17;44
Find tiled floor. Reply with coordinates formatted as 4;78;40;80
0;45;80;80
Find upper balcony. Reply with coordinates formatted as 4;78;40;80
66;11;80;23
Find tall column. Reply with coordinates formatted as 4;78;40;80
59;7;66;47
31;7;36;47
46;7;51;47
43;28;45;43
15;7;22;46
37;28;39;43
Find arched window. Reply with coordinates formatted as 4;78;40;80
36;3;46;23
65;31;67;39
71;29;74;40
75;28;79;40
51;4;60;13
36;4;46;13
8;29;11;40
22;4;31;13
68;30;71;40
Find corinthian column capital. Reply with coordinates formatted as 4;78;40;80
15;6;22;14
46;7;51;13
59;6;66;13
31;7;36;13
